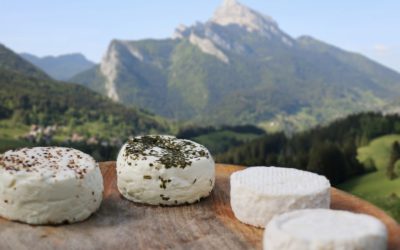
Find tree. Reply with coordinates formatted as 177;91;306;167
307;142;347;184
0;105;11;119
387;141;400;180
342;138;365;176
18;95;31;109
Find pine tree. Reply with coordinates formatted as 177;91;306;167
387;141;400;180
307;142;347;184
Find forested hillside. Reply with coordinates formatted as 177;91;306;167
177;125;266;154
218;113;400;184
0;68;168;135
0;44;171;160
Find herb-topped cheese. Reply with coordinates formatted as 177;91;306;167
117;135;215;205
124;135;210;169
0;147;103;225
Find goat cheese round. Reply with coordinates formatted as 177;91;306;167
116;135;215;205
230;166;330;227
263;209;387;250
0;147;103;225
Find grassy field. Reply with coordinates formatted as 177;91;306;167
0;120;32;152
358;134;400;170
0;118;132;153
339;134;400;221
0;119;29;139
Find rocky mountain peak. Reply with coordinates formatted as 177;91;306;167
100;40;121;102
72;0;400;129
211;0;277;33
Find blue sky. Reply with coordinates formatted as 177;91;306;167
1;0;399;72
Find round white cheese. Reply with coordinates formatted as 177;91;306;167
0;147;103;225
230;166;330;227
116;135;215;205
264;209;387;250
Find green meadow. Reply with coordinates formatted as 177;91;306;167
340;134;400;221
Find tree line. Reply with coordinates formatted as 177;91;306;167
217;112;400;185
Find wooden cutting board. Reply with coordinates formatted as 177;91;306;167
0;162;399;250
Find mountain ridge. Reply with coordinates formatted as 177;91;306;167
21;52;95;81
72;0;400;131
0;44;50;80
0;44;170;138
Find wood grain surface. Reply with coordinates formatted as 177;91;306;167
0;162;399;250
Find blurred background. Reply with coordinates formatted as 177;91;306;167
0;0;399;221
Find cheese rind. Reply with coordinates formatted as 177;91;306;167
116;135;215;205
263;209;387;250
0;147;103;225
230;167;330;227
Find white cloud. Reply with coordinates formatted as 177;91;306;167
372;44;390;55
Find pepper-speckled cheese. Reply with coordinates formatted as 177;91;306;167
0;147;103;225
264;209;387;250
230;166;331;227
116;135;215;205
